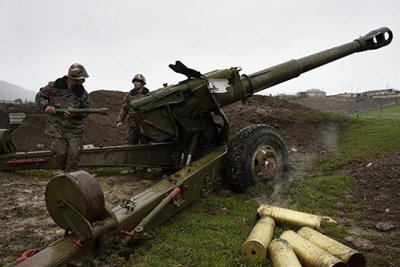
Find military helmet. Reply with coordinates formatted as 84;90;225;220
132;74;146;84
67;63;89;80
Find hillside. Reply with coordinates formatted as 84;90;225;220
0;80;36;102
285;95;400;114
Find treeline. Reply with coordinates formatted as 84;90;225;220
0;102;40;114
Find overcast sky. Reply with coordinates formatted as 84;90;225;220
1;0;399;96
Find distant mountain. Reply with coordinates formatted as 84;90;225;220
0;80;36;102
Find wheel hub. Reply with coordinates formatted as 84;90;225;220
252;145;281;179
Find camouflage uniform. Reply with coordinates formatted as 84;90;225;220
117;87;149;144
36;76;90;172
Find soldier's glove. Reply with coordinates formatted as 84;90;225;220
117;122;123;130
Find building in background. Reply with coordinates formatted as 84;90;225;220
297;89;326;98
362;88;400;98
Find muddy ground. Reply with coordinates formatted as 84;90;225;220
0;92;399;266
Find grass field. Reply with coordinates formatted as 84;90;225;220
354;103;400;119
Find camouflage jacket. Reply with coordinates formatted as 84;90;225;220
117;87;149;126
35;76;91;138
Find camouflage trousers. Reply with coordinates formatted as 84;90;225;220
127;125;140;145
51;136;83;172
127;125;149;145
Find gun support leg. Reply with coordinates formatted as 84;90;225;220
135;187;181;233
121;187;182;246
18;149;226;266
0;142;179;171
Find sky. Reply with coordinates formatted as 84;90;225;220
0;0;399;96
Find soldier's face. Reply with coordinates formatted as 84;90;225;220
133;80;144;90
68;78;85;90
72;79;85;85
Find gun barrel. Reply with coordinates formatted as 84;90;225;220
54;108;108;115
215;27;393;106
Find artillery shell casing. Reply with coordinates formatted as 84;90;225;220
240;216;275;261
280;230;347;267
269;238;302;267
297;227;366;267
257;204;335;229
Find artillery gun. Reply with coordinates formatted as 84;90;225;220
5;27;393;266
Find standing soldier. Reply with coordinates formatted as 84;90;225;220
117;74;150;173
116;74;149;145
36;63;90;172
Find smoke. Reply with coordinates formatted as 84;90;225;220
318;122;339;151
253;170;292;207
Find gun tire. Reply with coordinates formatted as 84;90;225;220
225;124;289;193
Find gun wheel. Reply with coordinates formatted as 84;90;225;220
45;171;105;230
225;124;289;193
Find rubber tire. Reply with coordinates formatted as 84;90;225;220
224;124;289;193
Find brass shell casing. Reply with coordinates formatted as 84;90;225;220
280;230;346;267
257;204;336;229
241;216;275;261
297;227;366;267
269;238;302;267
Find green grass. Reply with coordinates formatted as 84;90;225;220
309;118;400;171
341;119;400;155
282;174;362;239
354;104;400;119
284;174;356;216
114;194;265;267
297;105;353;123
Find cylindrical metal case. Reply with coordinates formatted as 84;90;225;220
280;230;346;267
297;227;366;267
269;238;302;267
257;204;336;229
241;216;275;261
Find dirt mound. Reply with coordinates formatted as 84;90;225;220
84;90;127;147
7;91;326;153
224;95;330;152
10;90;127;151
11;114;48;151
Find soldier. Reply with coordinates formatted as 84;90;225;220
117;74;150;173
116;74;150;145
36;63;90;172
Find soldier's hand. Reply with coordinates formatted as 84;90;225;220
64;111;72;118
44;105;56;114
117;122;123;130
